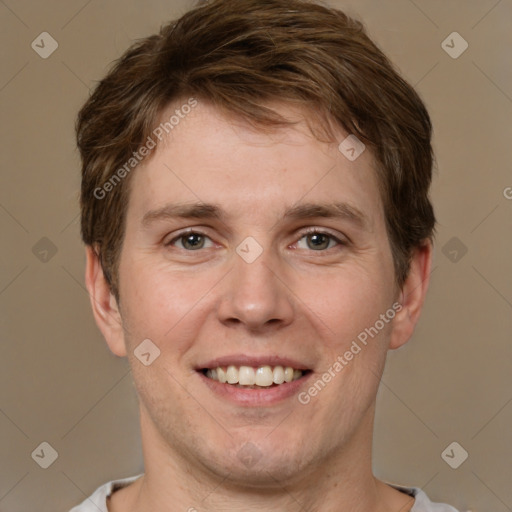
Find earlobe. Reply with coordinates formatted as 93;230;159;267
84;245;127;357
389;241;433;350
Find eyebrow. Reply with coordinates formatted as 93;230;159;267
141;201;370;231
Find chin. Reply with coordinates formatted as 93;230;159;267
201;434;313;487
215;455;307;489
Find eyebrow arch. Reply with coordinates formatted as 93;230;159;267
141;201;370;231
283;202;369;230
141;202;223;228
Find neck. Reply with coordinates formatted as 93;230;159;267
116;403;410;512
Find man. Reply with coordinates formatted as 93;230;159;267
71;0;461;510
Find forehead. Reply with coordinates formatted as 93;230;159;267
126;100;383;230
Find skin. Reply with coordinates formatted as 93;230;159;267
85;99;432;512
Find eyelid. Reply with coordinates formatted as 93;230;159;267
164;227;216;247
292;227;349;252
296;227;349;244
165;226;349;250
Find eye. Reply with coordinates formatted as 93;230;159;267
164;228;347;252
165;230;215;251
294;229;346;251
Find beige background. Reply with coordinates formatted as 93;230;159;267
1;0;511;511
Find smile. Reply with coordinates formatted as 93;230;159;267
202;365;308;388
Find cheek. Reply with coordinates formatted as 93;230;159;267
118;257;219;354
298;264;394;348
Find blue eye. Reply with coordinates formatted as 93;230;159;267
165;229;346;252
166;231;214;250
295;230;344;251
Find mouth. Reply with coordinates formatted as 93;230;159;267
195;356;313;405
201;365;311;388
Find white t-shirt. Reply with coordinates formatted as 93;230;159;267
69;474;462;512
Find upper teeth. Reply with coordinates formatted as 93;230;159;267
205;365;303;387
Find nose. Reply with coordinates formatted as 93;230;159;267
216;244;295;332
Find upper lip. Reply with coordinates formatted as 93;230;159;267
197;354;312;371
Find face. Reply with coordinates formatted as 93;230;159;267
97;99;414;486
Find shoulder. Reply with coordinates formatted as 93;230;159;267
68;474;143;512
387;483;462;512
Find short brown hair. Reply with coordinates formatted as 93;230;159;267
77;0;435;302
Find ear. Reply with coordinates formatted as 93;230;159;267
84;245;127;357
389;240;433;350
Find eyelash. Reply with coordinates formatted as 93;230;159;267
165;228;348;253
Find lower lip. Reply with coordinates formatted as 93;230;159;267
198;371;313;406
